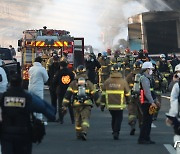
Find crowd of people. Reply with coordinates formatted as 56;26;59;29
0;47;179;153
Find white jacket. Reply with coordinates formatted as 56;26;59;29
28;62;49;99
166;82;179;117
0;67;8;93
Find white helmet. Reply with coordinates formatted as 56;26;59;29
142;62;154;69
160;54;166;58
175;64;180;72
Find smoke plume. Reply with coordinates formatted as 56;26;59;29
0;0;52;47
0;0;179;51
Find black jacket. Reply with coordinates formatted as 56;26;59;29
53;67;74;96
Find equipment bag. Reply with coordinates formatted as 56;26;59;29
31;114;46;144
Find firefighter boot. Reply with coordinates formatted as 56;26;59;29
130;128;136;136
81;132;87;141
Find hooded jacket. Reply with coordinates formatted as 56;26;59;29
28;62;49;99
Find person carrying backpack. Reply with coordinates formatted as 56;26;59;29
62;65;99;141
126;60;143;136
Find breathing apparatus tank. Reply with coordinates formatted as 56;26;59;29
132;74;141;94
77;77;87;103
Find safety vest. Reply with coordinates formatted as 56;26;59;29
140;75;156;104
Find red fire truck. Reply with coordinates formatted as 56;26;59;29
18;26;84;88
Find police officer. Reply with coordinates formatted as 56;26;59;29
0;74;55;154
53;61;74;124
101;64;131;140
138;62;157;144
62;65;99;140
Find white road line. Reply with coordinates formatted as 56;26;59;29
151;123;156;128
164;144;176;154
162;95;170;100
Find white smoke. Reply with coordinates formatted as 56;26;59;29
0;0;176;51
0;0;53;48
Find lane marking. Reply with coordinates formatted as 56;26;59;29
151;123;156;128
162;95;170;100
164;144;176;154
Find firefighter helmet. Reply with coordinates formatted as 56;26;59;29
76;65;86;73
102;51;107;57
111;64;121;72
107;49;112;55
125;48;130;54
160;54;166;58
133;61;143;69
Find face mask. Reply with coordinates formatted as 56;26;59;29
177;73;180;78
149;69;153;75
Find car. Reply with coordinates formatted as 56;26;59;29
0;48;19;80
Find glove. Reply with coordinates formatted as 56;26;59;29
101;106;105;112
149;104;157;115
61;106;67;116
95;102;100;107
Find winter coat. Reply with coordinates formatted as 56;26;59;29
28;62;49;99
166;82;179;117
0;67;8;93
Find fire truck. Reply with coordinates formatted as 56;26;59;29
18;26;84;88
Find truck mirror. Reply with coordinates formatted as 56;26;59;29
18;40;22;47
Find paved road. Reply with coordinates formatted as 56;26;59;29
32;90;176;154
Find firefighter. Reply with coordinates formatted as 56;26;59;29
156;54;173;93
100;64;131;140
62;65;99;140
151;61;163;121
122;48;134;77
169;53;180;72
85;53;101;84
110;50;121;66
46;50;59;71
98;52;111;89
53;61;74;124
136;49;148;63
126;60;143;135
138;62;158;144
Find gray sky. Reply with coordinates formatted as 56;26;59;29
0;0;171;51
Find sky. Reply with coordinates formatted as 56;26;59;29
0;0;172;51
